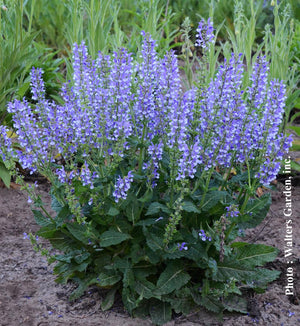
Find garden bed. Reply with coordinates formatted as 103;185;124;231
0;178;299;326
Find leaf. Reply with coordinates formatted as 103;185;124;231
291;139;300;151
197;191;230;212
125;198;140;223
101;287;118;311
232;242;279;267
145;232;164;252
100;230;131;247
182;201;200;213
291;160;300;172
55;205;72;226
138;189;153;203
32;209;53;227
108;206;120;216
238;193;271;229
146;202;171;216
51;194;64;214
287;125;300;136
135;278;157;300
69;276;98;301
0;163;11;188
223;295;248;313
155;262;191;295
196;295;223;313
66;223;89;243
216;260;257;282
149;299;172;326
97;270;121;287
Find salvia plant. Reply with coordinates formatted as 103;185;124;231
0;19;292;325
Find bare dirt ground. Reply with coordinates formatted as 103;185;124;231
0;174;299;326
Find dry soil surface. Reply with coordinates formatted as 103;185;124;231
0;178;299;326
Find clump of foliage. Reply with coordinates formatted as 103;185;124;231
0;20;292;325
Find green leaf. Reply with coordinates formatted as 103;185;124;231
69;276;98;301
197;191;230;212
125;198;140;222
145;232;164;252
36;225;57;238
138;189;153;203
199;295;224;313
98;270;121;287
101;287;118;311
232;242;279;267
56;205;72;226
66;223;89;243
155;262;191;295
216;260;257;282
32;209;53;227
100;230;131;247
239;193;271;229
135;278;157;300
146;202;171;216
223;295;248;313
182;201;200;213
51;194;64;214
149;299;172;326
0;163;11;188
287;125;300;136
291;160;300;172
17;81;30;97
108;206;120;216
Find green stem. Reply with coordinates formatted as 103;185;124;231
199;167;214;208
138;124;146;174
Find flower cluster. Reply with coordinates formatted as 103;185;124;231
195;18;214;49
0;26;292;198
113;171;134;202
199;229;212;241
225;205;240;218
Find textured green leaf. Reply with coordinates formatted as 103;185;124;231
100;230;131;247
145;232;164;252
51;194;64;213
66;223;89;243
0;163;11;188
182;201;200;213
125;198;140;222
56;205;72;226
98;270;121;287
101;287;118;311
155;262;191;295
216;261;257;282
239;193;271;229
146;202;171;216
32;209;53;227
108;206;120;216
69;276;98;301
223;295;248;313
199;295;224;313
232;242;279;267
135;278;157;299
196;190;230;212
149;300;172;326
36;225;57;238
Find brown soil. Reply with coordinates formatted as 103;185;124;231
0;178;299;326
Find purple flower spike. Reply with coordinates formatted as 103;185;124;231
113;171;134;202
195;18;214;49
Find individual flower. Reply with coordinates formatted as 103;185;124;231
177;242;188;251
